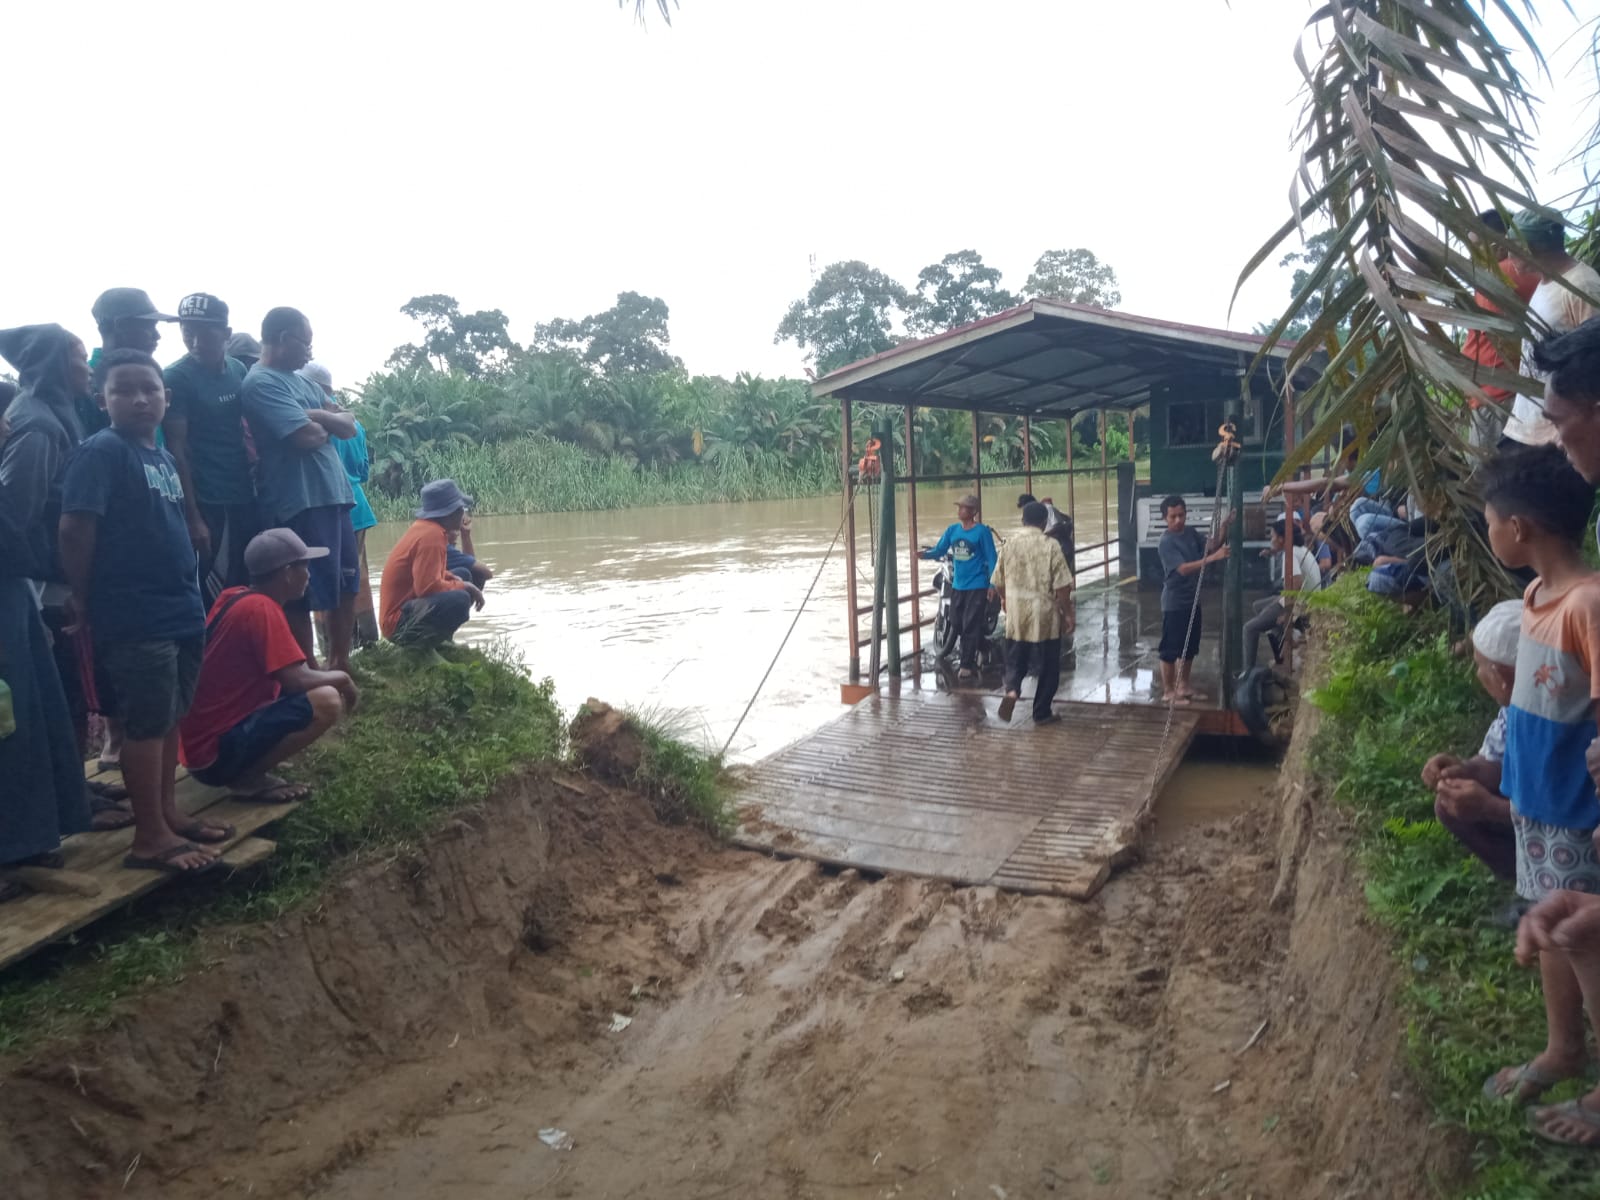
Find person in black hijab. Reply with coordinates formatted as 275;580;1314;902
0;325;133;834
0;328;95;893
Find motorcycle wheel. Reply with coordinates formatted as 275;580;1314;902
933;610;958;659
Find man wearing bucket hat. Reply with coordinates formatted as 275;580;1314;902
919;492;997;678
180;528;357;802
379;479;485;650
1502;207;1600;447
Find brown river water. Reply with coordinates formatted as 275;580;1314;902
362;487;1274;820
365;487;1123;763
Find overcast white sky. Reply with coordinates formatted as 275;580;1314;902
2;0;1595;386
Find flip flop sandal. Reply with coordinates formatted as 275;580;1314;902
174;821;236;845
0;879;26;904
90;807;137;832
16;851;65;869
1530;1099;1600;1147
1483;1061;1573;1104
997;694;1018;722
122;844;220;875
87;779;130;803
96;759;121;773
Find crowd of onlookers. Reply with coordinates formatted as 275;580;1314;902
1409;314;1600;1149
1;290;492;892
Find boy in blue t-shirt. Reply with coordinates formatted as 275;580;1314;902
59;350;221;877
919;494;997;678
1478;445;1600;1114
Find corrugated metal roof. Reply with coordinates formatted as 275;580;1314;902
812;299;1309;416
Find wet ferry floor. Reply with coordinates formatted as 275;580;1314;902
899;579;1277;716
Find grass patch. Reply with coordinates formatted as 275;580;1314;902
623;708;734;836
0;643;564;1053
368;437;838;522
1304;575;1595;1199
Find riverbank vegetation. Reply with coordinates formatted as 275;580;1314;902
1305;577;1583;1200
0;646;725;1053
349;246;1139;516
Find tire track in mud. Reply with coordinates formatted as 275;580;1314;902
298;825;1286;1200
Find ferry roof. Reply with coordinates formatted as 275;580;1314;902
812;298;1305;417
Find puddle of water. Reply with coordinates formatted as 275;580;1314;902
1152;737;1280;842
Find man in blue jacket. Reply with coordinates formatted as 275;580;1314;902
921;493;998;678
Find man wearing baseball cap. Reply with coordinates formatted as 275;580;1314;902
164;293;260;603
379;478;485;650
919;492;998;678
179;528;357;802
84;288;178;436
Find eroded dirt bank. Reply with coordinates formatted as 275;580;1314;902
2;713;1462;1199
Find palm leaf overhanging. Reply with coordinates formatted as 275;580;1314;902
626;0;676;24
1237;1;1598;601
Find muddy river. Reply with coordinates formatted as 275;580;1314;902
364;487;1123;763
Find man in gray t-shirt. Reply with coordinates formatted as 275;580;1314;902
241;307;360;673
1155;495;1230;702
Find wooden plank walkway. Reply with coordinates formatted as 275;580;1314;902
733;692;1198;899
0;768;297;972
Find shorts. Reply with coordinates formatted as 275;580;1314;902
1158;606;1203;663
285;505;360;614
1513;815;1600;902
96;636;204;741
191;693;315;787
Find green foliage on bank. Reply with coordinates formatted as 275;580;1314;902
1305;577;1594;1199
366;436;838;522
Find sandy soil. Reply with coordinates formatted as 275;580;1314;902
1;719;1442;1200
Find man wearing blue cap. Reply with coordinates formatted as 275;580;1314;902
378;479;485;649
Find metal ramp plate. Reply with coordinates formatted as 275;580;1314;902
733;692;1198;898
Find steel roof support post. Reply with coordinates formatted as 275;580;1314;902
843;397;859;684
1222;390;1245;708
1100;408;1110;584
1022;414;1033;496
905;404;921;662
1065;417;1075;520
877;423;901;679
970;408;983;517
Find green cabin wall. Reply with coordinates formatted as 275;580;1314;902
1146;371;1287;497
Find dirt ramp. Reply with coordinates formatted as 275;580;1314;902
0;770;710;1200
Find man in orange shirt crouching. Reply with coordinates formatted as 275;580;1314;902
379;479;485;649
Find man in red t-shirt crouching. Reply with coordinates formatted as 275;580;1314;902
180;528;360;801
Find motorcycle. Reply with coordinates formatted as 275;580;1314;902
926;549;1005;671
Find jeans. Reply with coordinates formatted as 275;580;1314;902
1003;638;1062;721
950;588;988;671
1243;597;1286;672
1349;497;1406;541
391;588;473;649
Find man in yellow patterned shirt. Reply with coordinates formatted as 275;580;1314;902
991;501;1075;723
